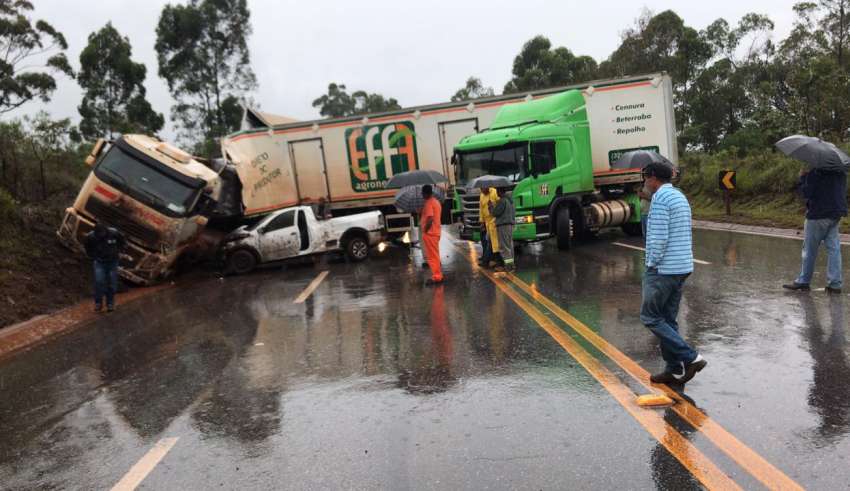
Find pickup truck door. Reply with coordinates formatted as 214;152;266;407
258;209;300;261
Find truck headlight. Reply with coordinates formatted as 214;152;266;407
517;215;534;224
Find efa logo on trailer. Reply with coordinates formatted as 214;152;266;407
345;122;419;192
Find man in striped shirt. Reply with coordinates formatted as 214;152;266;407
640;163;707;385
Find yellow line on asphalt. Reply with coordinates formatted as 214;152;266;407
462;246;741;490
111;437;178;491
294;271;330;304
499;259;803;491
612;242;712;265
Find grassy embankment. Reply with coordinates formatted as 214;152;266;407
678;149;850;233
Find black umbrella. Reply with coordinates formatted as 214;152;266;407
613;150;675;170
393;185;446;213
386;169;448;189
775;135;850;172
470;175;512;189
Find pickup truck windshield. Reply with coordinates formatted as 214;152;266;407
94;146;200;218
457;144;528;184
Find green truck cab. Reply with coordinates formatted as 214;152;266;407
453;82;672;249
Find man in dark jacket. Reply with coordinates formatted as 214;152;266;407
783;167;848;293
85;224;126;312
490;186;515;272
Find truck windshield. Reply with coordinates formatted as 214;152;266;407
94;147;200;218
457;144;528;184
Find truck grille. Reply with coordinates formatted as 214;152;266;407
85;198;161;246
456;187;481;230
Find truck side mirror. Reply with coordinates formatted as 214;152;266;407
85;138;106;167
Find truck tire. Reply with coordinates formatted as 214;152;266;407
345;235;370;262
621;222;643;237
556;206;574;250
227;249;258;275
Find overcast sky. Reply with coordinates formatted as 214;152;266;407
12;0;800;139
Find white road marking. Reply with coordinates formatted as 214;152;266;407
111;437;178;491
294;271;330;304
612;242;712;265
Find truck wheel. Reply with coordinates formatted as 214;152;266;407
345;236;370;262
556;206;574;250
228;249;258;275
621;222;643;237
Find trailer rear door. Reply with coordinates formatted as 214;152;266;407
438;118;478;185
289;138;330;204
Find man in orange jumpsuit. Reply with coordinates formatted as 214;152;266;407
420;185;443;285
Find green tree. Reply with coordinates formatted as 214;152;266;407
776;2;850;138
25;111;72;199
77;23;164;141
450;77;495;102
312;83;401;117
504;35;598;93
155;0;257;153
312;83;354;118
0;0;73;113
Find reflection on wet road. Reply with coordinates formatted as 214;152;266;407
1;229;849;489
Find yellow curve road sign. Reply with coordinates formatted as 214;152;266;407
719;170;736;191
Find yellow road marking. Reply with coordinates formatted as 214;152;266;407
465;248;741;490
612;242;712;265
111;437;178;491
294;271;329;304
504;272;803;491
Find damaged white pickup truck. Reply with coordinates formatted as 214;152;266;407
221;206;386;274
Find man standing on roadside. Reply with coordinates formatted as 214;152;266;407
420;185;444;285
641;163;707;385
85;223;126;312
783;166;847;293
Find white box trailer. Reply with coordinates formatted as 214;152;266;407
221;73;677;228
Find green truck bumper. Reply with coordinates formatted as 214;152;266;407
514;223;537;241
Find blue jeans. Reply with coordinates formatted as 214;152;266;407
796;218;843;288
640;271;697;373
94;260;119;307
641;213;649;238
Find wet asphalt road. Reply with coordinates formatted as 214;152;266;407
1;228;849;490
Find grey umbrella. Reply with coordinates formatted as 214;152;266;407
386;169;448;189
470;175;512;189
613;150;675;170
393;185;446;212
775;135;850;172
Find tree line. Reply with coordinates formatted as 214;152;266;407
317;3;850;157
0;0;255;213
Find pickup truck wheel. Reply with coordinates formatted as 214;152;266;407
228;249;258;274
556;206;574;250
345;236;370;262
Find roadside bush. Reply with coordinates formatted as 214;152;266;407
680;149;803;201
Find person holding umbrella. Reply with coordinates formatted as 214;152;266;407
420;185;444;285
777;136;848;293
490;185;516;272
479;186;499;267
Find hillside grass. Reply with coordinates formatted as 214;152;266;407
678;149;850;233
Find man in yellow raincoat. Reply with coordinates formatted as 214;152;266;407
479;187;500;267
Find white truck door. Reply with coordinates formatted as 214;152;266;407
258;209;300;260
438;118;478;185
288;138;331;205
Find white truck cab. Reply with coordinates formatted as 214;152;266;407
221;205;385;274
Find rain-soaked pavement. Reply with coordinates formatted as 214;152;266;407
1;228;849;490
